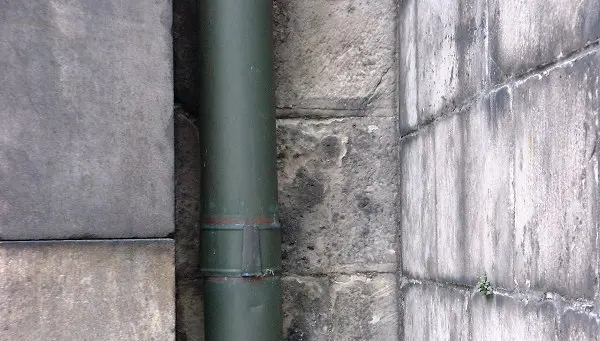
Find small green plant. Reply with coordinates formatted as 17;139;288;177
476;274;493;297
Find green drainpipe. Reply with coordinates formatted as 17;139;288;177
198;0;282;340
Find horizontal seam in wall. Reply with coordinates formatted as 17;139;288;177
400;38;600;140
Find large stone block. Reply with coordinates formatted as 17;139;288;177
513;53;599;299
174;107;201;279
273;0;396;112
415;0;488;122
403;283;469;341
489;0;600;82
400;126;436;279
0;1;173;239
470;294;558;340
277;117;397;274
0;240;175;340
283;276;330;341
403;90;514;290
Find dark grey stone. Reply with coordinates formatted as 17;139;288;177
0;240;175;340
176;279;204;341
173;0;198;115
0;0;173;239
282;276;330;341
277;117;397;274
174;107;201;279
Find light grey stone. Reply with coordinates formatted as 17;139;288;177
513;54;599;299
461;89;514;290
400;126;436;279
282;276;330;341
277;117;397;274
0;0;173;239
0;240;175;341
176;279;204;341
328;274;398;341
398;0;418;134
273;0;396;112
415;0;488;122
561;309;600;341
175;107;201;279
489;0;600;82
470;294;558;341
403;283;469;341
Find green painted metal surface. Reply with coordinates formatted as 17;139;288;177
198;0;282;340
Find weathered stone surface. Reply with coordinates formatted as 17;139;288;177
415;0;488;122
173;0;198;115
175;107;201;279
277;117;397;274
273;0;396;111
176;279;204;341
0;240;175;340
489;0;600;82
398;0;418;133
283;276;330;341
400;126;436;279
329;274;397;341
561;309;600;341
513;54;599;299
470;294;558;340
0;0;173;239
403;283;469;341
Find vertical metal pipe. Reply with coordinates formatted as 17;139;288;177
198;1;282;340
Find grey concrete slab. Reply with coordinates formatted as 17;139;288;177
0;0;173;239
328;274;397;341
0;239;175;341
277;117;397;274
489;0;600;82
273;0;396;112
403;283;469;341
400;126;437;279
415;0;488;122
513;53;599;299
470;294;558;340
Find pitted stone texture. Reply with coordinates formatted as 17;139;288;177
273;0;395;111
283;276;330;341
562;310;600;341
513;54;599;299
175;107;201;279
400;126;436;280
489;0;600;82
415;0;488;122
403;283;469;341
470;294;558;340
173;0;198;115
329;274;397;341
0;0;173;239
0;240;174;341
277;117;397;274
176;279;204;341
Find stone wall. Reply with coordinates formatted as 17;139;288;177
174;0;400;340
0;0;175;340
400;0;600;339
